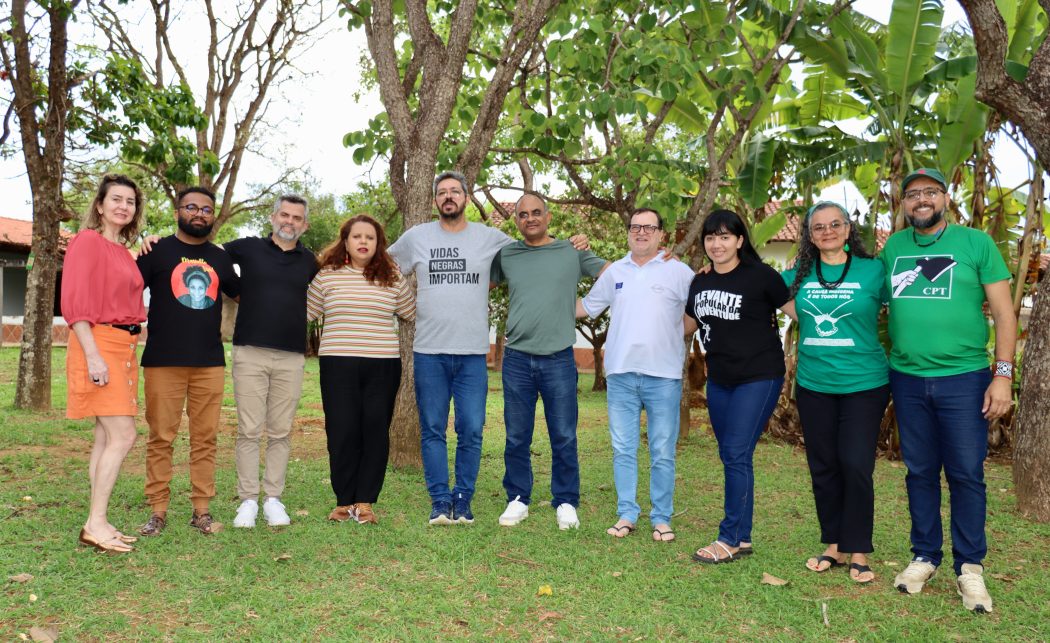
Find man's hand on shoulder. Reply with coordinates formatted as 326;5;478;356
568;234;590;251
137;234;162;257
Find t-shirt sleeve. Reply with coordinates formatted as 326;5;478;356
764;264;791;307
60;232;103;326
581;269;613;317
684;276;700;321
388;230;412;275
578;250;607;278
781;267;796;287
976;233;1012;284
218;252;241;298
224;238;244;264
395;275;416;322
490;249;506;284
306;272;324;322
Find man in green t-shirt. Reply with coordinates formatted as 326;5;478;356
881;168;1015;614
489;193;608;531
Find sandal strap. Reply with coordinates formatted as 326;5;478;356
713;541;734;559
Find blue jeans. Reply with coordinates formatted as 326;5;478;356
890;368;990;575
501;347;580;507
413;352;488;505
607;373;682;526
706;377;783;547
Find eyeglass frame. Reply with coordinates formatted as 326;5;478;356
178;203;216;216
628;224;660;234
810;220;849;234
903;187;946;201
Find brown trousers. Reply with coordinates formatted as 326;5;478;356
143;366;226;513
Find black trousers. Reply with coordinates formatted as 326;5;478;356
319;356;402;505
796;383;890;553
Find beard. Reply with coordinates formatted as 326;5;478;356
178;216;214;238
905;206;944;231
274;224;301;242
438;199;466;220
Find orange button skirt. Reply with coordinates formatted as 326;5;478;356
66;324;141;419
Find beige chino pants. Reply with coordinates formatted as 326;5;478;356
232;345;306;501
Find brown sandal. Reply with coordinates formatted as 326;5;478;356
328;505;354;522
189;512;218;535
138;513;166;537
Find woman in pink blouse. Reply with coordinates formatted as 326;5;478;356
61;174;147;554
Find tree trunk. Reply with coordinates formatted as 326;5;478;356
590;337;606;392
493;333;505;372
1014;267;1050;520
15;213;64;409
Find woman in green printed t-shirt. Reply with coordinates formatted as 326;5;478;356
781;202;890;585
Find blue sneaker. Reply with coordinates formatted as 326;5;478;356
452;494;474;525
428;501;453;526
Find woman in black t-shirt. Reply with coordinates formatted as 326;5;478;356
685;209;792;564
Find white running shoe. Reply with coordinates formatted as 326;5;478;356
556;503;580;530
894;559;937;594
498;495;529;526
233;499;258;529
957;563;993;613
262;497;291;527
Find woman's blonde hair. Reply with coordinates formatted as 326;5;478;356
83;173;145;245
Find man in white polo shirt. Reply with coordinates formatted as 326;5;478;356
577;208;695;542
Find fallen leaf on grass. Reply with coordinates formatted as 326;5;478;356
990;573;1016;582
246;610;260;619
538;611;562;622
29;593;38;602
761;573;788;586
596;484;610;491
611;571;622;577
29;626;58;642
208;521;225;534
536;585;553;596
18;634;28;640
273;553;292;562
22;496;32;502
884;561;899;567
295;510;309;517
9;573;33;583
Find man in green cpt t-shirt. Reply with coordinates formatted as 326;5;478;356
881;167;1016;615
489;193;608;531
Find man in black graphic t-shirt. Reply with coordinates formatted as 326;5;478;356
137;187;240;537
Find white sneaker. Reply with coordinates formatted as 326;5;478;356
957;563;993;613
262;497;291;527
233;499;258;528
498;495;529;526
894;559;937;594
556;503;580;530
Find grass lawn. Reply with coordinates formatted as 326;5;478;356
1;346;1048;641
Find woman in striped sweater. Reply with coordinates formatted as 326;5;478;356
307;214;416;524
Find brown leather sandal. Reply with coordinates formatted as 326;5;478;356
138;513;167;537
78;528;133;554
189;512;218;535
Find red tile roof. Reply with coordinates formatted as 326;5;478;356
0;216;74;250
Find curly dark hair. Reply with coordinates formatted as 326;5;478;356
317;214;398;288
788;202;873;298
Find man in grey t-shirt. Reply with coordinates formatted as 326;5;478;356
389;171;512;526
489;194;607;530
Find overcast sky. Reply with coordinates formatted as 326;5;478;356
0;1;1038;221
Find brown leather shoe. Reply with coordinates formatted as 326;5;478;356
328;505;353;522
189;512;219;535
138;513;166;537
354;503;378;525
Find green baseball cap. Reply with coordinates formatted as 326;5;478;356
902;167;947;191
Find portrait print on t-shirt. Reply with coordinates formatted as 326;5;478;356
172;259;220;310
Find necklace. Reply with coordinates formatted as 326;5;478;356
815;252;851;290
913;224;948;248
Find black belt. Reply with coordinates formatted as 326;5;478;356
102;323;142;335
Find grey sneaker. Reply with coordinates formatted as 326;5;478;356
957;563;993;613
894;558;937;594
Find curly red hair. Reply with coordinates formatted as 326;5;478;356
317;214;398;288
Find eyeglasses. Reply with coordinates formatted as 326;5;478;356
436;189;464;199
628;224;660;234
179;204;215;216
903;188;945;201
516;211;545;220
810;221;847;234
